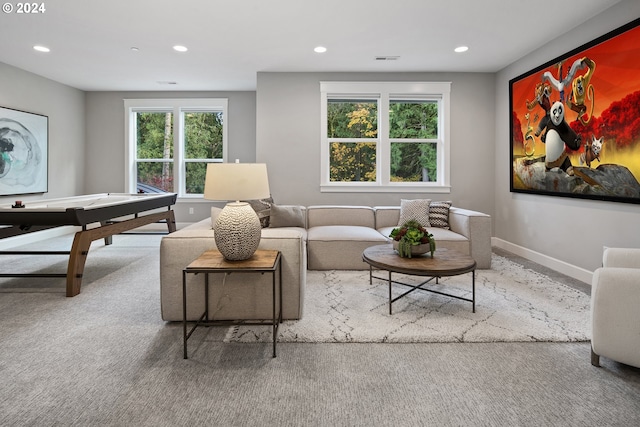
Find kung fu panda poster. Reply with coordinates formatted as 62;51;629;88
509;17;640;205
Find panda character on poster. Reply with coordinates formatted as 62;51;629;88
539;101;582;172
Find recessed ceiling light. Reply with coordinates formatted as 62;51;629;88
454;46;469;53
130;47;139;52
33;45;50;53
173;45;188;52
314;46;327;53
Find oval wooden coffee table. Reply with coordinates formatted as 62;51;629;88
362;244;477;314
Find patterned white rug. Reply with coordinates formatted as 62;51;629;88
225;255;591;343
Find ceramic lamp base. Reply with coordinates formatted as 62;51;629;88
213;202;261;261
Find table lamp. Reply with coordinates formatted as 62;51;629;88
203;163;271;261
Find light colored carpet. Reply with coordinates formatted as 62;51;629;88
225;255;591;344
1;233;639;426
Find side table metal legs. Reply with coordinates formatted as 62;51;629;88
182;251;282;360
182;270;208;359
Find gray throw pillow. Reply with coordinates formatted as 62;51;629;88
269;204;305;228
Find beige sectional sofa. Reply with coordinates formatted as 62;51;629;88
160;204;491;322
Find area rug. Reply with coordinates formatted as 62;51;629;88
225;255;591;343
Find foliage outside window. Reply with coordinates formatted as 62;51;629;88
183;111;224;194
390;100;438;182
135;111;175;192
328;99;378;182
320;82;451;193
125;99;227;197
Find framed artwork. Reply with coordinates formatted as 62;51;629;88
509;17;640;205
0;106;48;196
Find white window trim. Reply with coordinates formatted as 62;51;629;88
320;82;451;193
124;98;228;198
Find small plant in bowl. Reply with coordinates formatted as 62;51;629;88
389;219;436;258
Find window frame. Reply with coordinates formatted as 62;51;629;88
320;82;451;193
124;98;228;198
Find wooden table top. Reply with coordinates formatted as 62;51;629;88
362;244;476;276
186;249;280;271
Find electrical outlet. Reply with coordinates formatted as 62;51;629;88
189;207;194;214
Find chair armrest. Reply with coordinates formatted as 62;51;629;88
591;266;640;368
602;247;640;268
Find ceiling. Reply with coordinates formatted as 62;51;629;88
0;0;623;92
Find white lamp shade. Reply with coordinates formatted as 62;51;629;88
204;163;270;201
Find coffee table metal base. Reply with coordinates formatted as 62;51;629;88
369;269;475;314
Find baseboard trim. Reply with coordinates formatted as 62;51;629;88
492;237;593;285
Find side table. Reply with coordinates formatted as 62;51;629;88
182;249;282;358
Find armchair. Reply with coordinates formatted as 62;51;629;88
590;247;640;368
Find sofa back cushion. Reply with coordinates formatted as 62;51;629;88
307;205;375;228
374;206;400;229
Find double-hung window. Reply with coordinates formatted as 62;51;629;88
124;99;228;197
320;82;451;193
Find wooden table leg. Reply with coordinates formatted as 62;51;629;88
166;210;177;233
67;230;91;297
66;210;176;297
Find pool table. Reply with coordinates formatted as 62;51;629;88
0;193;177;296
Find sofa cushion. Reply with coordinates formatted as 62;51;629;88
308;225;388;242
378;226;467;243
374;206;400;229
429;200;452;229
269;204;305;228
262;226;307;240
307;225;388;270
307;206;375;228
398;199;431;227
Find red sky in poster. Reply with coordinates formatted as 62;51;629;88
511;22;640;143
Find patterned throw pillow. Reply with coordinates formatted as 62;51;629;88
246;196;274;228
429;201;452;229
398;199;431;227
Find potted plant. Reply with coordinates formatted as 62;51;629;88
389;219;436;258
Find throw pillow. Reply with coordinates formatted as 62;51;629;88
210;206;223;228
246;197;274;228
269;204;305;228
398;199;431;227
429;201;452;229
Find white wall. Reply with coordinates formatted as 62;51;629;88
256;72;496;216
0;62;85;202
494;0;640;276
84;91;256;222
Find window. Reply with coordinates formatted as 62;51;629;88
320;82;451;193
124;99;228;197
327;98;378;182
